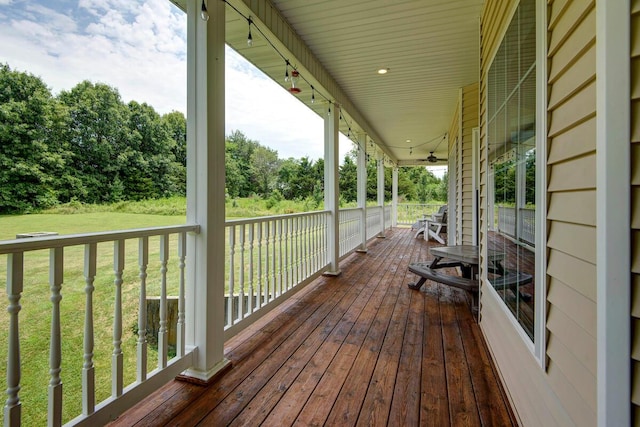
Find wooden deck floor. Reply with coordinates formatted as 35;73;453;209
110;228;516;427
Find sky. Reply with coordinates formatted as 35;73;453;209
0;0;353;161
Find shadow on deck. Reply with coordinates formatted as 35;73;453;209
110;228;516;426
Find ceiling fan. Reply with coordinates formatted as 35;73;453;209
425;151;447;163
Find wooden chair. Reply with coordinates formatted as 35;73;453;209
414;205;447;239
426;208;447;244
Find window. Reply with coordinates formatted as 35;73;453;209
486;0;536;341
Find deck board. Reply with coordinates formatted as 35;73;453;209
110;228;517;427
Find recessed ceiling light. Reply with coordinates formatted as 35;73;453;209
377;68;389;74
406;139;411;143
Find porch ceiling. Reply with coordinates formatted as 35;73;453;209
178;0;483;165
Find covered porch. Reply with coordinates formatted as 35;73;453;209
4;0;632;425
110;228;515;426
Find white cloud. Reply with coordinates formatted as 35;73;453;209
0;0;352;161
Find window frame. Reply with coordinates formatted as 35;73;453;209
481;0;547;367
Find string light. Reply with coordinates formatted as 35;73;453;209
247;17;253;47
223;0;343;128
200;0;209;21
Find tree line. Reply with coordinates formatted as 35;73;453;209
0;64;446;214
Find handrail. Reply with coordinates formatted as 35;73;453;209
0;224;200;254
225;210;330;227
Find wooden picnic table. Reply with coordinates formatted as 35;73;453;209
407;245;505;319
407;245;533;320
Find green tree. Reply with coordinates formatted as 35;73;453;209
226;130;259;197
437;171;449;201
163;111;187;166
276;158;299;199
0;64;66;212
250;145;280;197
162;111;187;195
339;155;357;202
126;101;183;198
58;81;130;203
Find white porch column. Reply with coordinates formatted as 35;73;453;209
377;152;385;237
356;133;368;252
183;0;230;382
324;103;341;275
596;0;630;425
392;166;398;227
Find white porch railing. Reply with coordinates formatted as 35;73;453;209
497;206;535;246
366;206;383;237
223;211;330;338
2;207;396;426
1;225;198;427
339;208;363;258
384;205;392;227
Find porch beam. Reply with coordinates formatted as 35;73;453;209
357;133;368;252
184;0;230;382
596;1;630;426
324;103;341;275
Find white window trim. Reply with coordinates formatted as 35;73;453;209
533;0;547;369
596;1;630;425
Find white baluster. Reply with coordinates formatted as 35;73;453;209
296;216;301;284
283;219;289;291
48;247;63;427
5;252;23;427
158;235;169;369
317;214;322;266
270;221;276;299
277;220;283;296
291;217;297;286
299;216;305;280
228;227;235;325
177;232;186;357
256;223;262;309
82;243;96;415
311;215;316;274
304;216;309;278
264;221;271;303
137;237;148;382
248;224;255;314
112;240;124;397
238;224;245;320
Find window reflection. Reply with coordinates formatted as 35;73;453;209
487;0;536;340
